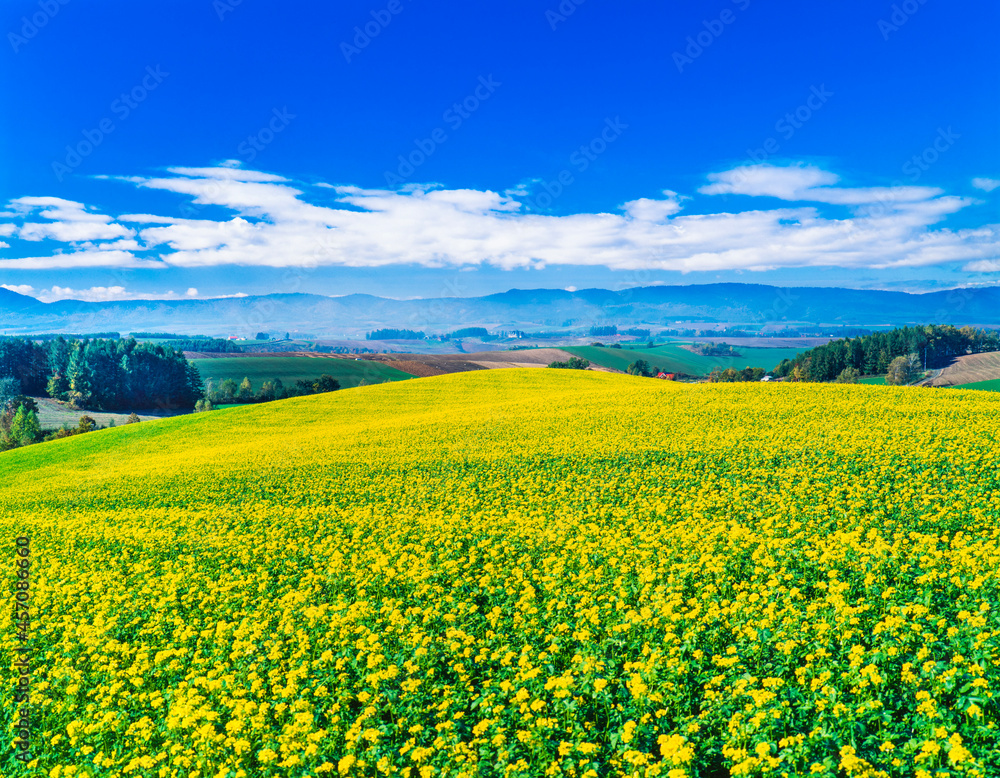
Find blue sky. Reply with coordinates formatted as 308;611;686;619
1;0;998;302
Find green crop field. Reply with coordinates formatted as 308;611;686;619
858;375;887;385
947;378;1000;393
565;343;807;375
190;355;413;390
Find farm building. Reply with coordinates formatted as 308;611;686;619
656;372;676;380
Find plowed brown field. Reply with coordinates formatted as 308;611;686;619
924;351;1000;386
184;348;582;378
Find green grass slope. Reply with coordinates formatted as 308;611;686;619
946;378;1000;392
566;343;807;375
190;355;412;389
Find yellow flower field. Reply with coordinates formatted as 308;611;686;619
1;369;998;777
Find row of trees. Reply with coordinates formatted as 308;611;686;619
450;327;490;339
130;333;247;351
627;360;662;377
0;336;204;411
0;396;41;450
152;338;243;353
2;332;120;340
547;358;590;370
773;325;1000;382
708;366;766;382
205;375;341;405
366;329;425;340
692;342;741;357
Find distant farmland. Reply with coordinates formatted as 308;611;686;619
189;355;413;389
928;351;1000;388
946;378;1000;393
565;343;809;375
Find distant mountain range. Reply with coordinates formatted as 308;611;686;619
2;283;999;337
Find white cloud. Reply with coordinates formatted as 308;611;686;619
0;250;157;270
8;196;134;244
972;177;1000;192
148;166;289;183
700;164;839;200
31;286;230;303
1;284;34;295
18;221;132;243
964;260;1000;272
186;287;198;296
0;241;9;249
117;213;185;224
622;191;684;221
2;162;997;275
699;163;942;206
40;285;130;302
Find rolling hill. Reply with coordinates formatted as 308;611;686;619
565;343;809;374
3;282;1000;337
189;354;414;390
2;372;999;775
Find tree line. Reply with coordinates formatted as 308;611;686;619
131;336;244;353
0;336;203;412
547;357;590;370
204;374;341;407
691;342;741;357
772;325;1000;382
708;366;767;382
367;329;425;340
1;332;121;340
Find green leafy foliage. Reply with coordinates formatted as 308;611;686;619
547;357;590;370
773;324;1000;382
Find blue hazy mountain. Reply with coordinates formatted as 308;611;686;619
1;284;998;337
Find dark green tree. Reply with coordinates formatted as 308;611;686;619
0;377;21;408
218;379;238;403
312;374;341;393
627;359;652;377
835;367;861;383
9;406;41;446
